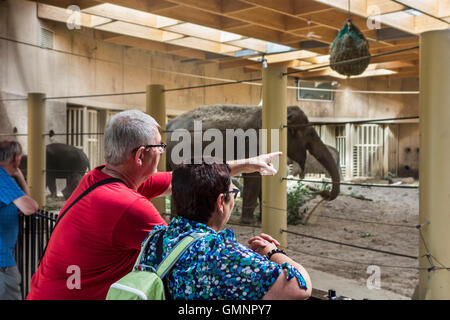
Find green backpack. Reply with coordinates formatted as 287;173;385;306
106;229;205;300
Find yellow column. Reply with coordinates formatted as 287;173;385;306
418;29;450;299
262;66;287;250
27;93;46;207
146;84;167;215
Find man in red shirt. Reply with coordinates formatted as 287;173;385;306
26;110;280;300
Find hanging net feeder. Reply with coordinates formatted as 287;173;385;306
329;19;371;77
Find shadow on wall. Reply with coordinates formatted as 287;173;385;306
0;102;15;136
398;147;419;179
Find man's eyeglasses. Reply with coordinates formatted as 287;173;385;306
224;188;240;200
132;143;167;153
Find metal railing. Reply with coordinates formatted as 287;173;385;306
14;210;57;298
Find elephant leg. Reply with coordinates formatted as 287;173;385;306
63;174;81;199
47;173;57;198
241;172;261;224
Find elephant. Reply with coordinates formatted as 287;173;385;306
288;145;340;179
165;104;340;224
19;143;90;199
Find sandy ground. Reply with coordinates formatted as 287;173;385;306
227;178;420;299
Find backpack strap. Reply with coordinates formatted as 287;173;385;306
55;177;126;227
134;228;165;270
40;177;125;263
134;229;207;299
156;232;206;279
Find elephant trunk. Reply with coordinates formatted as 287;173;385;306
307;130;340;200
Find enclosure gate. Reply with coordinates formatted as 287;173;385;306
86;109;99;169
352;124;383;178
66;105;84;149
335;125;346;177
67;105;102;169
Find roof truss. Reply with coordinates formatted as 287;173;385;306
34;0;449;79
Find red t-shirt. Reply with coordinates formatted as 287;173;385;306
26;166;170;300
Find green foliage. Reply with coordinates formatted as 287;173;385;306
348;192;373;201
287;181;313;225
383;171;398;180
165;196;171;213
359;232;372;238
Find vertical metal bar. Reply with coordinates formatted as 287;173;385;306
45;211;50;246
24;216;30;296
30;213;36;283
17;214;24;299
38;211;43;261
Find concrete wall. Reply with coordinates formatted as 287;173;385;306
286;77;419;121
0;0;262;151
398;123;420;178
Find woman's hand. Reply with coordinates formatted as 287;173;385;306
248;233;280;256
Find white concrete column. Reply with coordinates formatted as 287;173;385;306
418;29;450;299
262;66;287;250
27;92;46;207
146;84;167;215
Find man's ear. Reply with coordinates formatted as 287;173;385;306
134;148;143;166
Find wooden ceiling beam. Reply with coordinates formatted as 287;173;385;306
154;5;224;29
219;58;261;69
371;43;420;55
162;0;327;43
221;0;255;14
227;7;287;31
239;0;296;15
166;0;223;14
366;0;407;15
221;24;283;43
394;0;448;18
370;52;418;64
92;0;179;13
375;61;416;70
382;71;418;79
293;0;333;16
104;35;206;60
32;0;100;10
293;25;337;44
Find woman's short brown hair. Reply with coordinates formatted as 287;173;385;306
172;159;231;224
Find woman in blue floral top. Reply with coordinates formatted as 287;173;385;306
141;160;312;300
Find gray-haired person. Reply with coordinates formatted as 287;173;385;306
0;140;39;300
27;109;280;300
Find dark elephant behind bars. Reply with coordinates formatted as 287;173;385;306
20;143;90;199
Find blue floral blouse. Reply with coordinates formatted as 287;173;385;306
141;216;307;300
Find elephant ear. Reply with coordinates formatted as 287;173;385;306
287;112;296;136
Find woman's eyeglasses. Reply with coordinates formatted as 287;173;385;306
224;188;240;200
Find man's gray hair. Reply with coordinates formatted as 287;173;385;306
104;110;160;165
0;140;23;162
